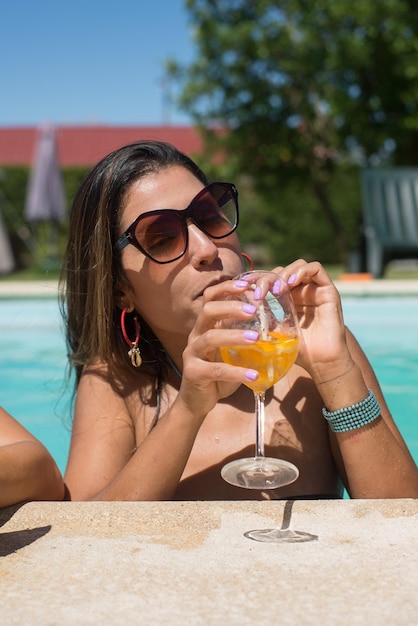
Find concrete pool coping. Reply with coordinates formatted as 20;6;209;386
1;499;417;625
1;278;418;297
0;280;61;298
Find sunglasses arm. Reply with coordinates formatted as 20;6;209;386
115;233;130;252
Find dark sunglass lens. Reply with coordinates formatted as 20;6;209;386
135;212;186;262
193;185;237;238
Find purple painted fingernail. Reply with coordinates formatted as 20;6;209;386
288;273;297;285
243;330;259;341
273;278;283;294
253;287;262;300
242;303;257;314
234;280;248;288
245;370;259;381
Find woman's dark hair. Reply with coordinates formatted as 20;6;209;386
59;140;208;389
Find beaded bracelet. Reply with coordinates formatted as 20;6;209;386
322;389;381;433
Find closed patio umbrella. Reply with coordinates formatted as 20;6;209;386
25;124;66;223
24;124;66;267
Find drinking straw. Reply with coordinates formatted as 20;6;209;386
259;301;268;341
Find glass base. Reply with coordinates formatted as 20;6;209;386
221;456;299;489
244;528;318;543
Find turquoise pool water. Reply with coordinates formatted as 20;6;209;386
0;298;71;472
0;296;417;474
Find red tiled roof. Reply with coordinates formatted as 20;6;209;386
0;125;204;167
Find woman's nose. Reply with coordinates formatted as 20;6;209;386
187;223;219;266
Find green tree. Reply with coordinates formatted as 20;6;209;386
169;0;418;265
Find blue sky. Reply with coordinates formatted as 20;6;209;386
1;0;195;126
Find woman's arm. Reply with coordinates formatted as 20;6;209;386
281;260;418;498
64;367;208;501
325;330;418;498
0;407;65;506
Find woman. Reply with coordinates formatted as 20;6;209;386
60;140;418;501
0;406;64;507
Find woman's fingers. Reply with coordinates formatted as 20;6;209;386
278;260;334;288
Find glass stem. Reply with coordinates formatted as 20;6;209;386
254;391;265;457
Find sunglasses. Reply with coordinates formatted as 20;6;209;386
115;182;239;264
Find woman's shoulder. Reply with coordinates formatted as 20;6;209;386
80;360;158;398
82;358;155;379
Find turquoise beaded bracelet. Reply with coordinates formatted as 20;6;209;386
322;389;381;433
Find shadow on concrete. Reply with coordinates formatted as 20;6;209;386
243;501;319;543
0;525;52;557
0;502;27;528
0;503;52;557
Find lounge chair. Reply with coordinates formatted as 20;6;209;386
360;168;418;277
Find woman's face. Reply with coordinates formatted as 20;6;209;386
118;165;243;347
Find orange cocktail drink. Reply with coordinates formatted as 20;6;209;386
220;331;299;394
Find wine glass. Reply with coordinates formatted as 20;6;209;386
220;271;318;543
220;270;300;490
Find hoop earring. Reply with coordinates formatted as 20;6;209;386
242;252;254;271
120;308;142;367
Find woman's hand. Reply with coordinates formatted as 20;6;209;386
274;260;353;384
177;279;261;418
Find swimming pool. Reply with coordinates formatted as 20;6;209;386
342;296;418;463
0;296;417;475
0;298;71;472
